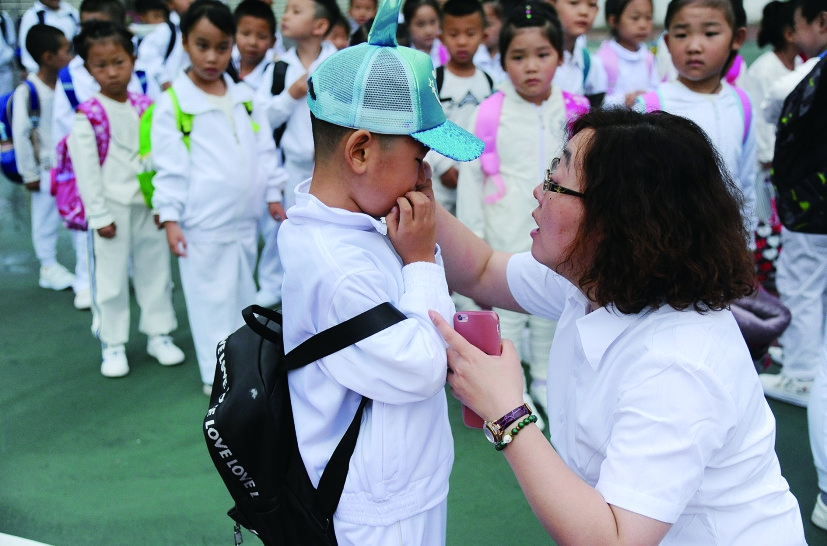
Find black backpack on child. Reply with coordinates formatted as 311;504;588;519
203;303;405;545
772;55;827;234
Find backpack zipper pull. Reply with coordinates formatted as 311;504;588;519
233;523;243;545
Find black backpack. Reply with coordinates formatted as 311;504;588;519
772;55;827;234
204;303;406;545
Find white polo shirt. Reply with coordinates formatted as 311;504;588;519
506;252;805;545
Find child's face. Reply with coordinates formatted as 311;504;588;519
282;0;325;41
441;12;485;69
139;9;168;24
409;5;440;52
41;0;61;10
793;7;827;58
552;0;599;41
611;0;653;51
236;15;276;67
504;27;560;105
43;35;74;72
166;0;194;16
665;3;739;92
183;17;233;86
85;39;135;100
327;24;350;49
482;3;502;51
349;0;376;27
357;136;429;217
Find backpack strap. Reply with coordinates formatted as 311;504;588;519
732;85;752;145
166;87;193;151
77;97;111;165
135;69;148;94
58;66;79;110
582;48;591;89
23;79;40;127
483;70;494;93
242;100;260;132
438;44;449;67
596;42;618;93
270;60;289;149
163;20;176;61
36;9;46;24
726;54;744;86
474;91;506;205
435;65;445;96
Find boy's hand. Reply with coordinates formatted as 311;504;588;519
387;161;436;265
164;221;187;257
288;75;309;100
269;201;287;222
24;181;39;191
97;223;117;238
440;167;458;189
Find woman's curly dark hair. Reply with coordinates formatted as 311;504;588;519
562;108;755;314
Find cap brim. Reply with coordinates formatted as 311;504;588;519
411;120;484;162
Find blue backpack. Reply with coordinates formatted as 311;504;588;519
0;80;40;184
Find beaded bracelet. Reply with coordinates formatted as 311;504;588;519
494;414;539;451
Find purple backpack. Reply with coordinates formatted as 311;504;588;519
51;93;153;230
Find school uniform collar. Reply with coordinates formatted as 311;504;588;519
290;178;389;235
281;40;338;72
575;297;646;370
607;39;649;62
170;71;253;114
563;35;589;69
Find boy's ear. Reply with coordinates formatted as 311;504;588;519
607;14;617;28
344;129;373;174
731;26;746;51
313;18;331;37
818;10;827;33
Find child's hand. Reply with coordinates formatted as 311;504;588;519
164;221;187;257
625;90;646;107
154;214;162;229
288;75;309;100
387;180;437;265
97;223;117;238
24;181;39;192
440;167;459;189
269;201;287;222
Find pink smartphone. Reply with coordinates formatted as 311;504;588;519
453;311;501;429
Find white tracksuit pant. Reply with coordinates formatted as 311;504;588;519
178;228;257;385
90;201;177;346
31;171;89;292
776;227;827;493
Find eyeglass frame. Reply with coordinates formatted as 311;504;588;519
542;157;585;198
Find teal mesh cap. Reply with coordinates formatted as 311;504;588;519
307;0;483;162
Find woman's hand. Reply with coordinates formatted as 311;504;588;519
430;311;525;422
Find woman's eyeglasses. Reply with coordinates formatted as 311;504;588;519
543;157;585;198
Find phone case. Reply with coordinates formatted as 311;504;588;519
453;311;501;429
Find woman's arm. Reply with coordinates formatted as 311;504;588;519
435;203;524;313
432;312;671;546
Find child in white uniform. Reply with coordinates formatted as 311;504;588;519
457;1;588;423
136;0;194;89
229;0;277;92
279;0;484;541
67;21;183;378
17;0;79;74
550;0;608;101
253;0;340;307
12;25;78;296
597;0;660;107
403;0;447;67
635;0;757;235
152;0;285;394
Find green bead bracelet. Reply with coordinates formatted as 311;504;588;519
494;414;539;451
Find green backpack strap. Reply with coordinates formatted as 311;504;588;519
137;87;194;208
243;100;260;133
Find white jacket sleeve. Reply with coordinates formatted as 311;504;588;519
252;105;287;203
150;92;191;223
11;84;39;184
136;23;172;88
255;63;302;129
51;79;75;147
67;113;113;229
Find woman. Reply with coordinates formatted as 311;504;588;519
432;109;805;545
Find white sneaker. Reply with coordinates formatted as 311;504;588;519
759;373;813;407
812;494;827;531
523;391;546;431
147;335;185;366
255;289;281;308
73;288;91;310
39;264;75;291
101;345;129;378
529;380;548;414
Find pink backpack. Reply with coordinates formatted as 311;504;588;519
639;86;752;144
595;41;655;95
475;90;589;205
51;92;153;230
